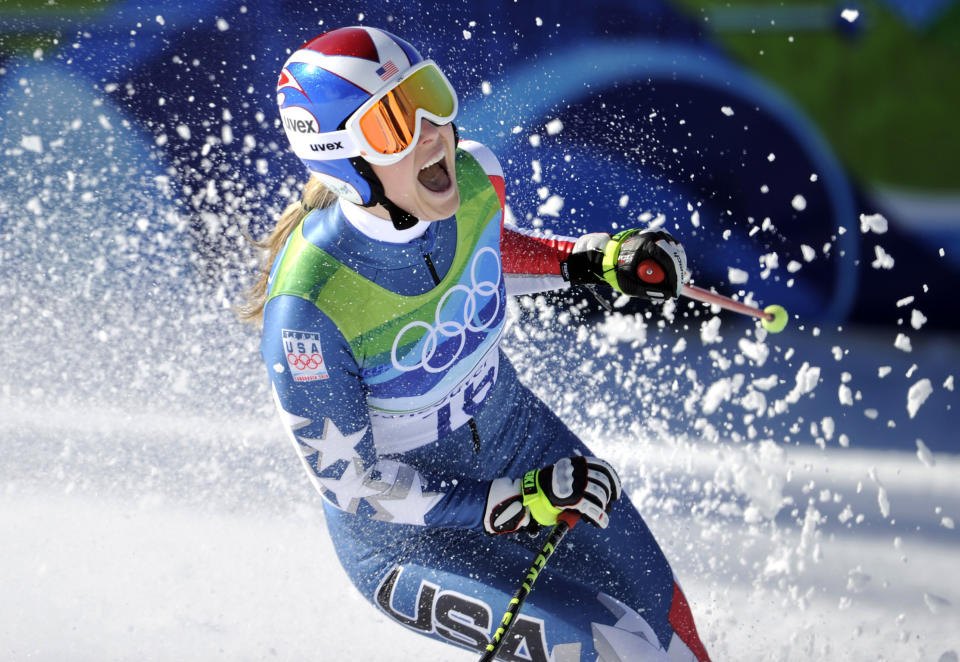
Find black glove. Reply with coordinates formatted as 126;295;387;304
562;228;689;300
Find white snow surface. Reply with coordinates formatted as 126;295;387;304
3;401;959;661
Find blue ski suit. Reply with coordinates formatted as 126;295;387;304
260;140;711;661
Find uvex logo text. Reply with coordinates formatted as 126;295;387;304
284;116;319;134
280;106;322;135
311;141;344;152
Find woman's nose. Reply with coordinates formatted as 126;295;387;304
418;118;439;144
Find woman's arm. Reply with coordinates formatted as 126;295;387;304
261;295;488;528
459;139;578;296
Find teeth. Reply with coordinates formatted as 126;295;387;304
420;152;444;171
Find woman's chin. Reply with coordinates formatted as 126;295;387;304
415;183;460;221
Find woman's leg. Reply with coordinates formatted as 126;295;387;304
326;466;710;661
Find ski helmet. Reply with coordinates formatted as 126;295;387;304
276;26;459;226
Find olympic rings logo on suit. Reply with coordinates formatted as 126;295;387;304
288;353;324;370
391;247;502;374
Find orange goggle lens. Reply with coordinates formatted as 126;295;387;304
357;65;456;155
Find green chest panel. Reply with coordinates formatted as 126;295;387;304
265;148;502;364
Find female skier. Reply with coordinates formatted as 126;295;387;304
246;26;711;661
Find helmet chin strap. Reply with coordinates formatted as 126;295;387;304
349;156;419;231
350;122;460;232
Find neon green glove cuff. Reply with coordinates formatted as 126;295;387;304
600;229;641;293
521;469;562;526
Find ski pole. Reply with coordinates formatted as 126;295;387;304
681;284;789;333
479;511;580;662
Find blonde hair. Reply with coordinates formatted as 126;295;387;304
239;176;338;324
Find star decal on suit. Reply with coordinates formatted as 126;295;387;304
366;461;444;526
317;458;382;513
295;417;368;473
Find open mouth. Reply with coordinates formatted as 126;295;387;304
417;151;452;194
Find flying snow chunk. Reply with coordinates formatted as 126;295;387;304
838;384;853;406
545;118;563;135
176;124;191;140
910;309;927;330
738;337;769;366
785;362;821;404
20;135;43;153
537;195;564;217
894;333;912;353
155;14;165;25
700;316;723;345
619;195;629;208
915;439;935;467
800;244;816;262
841;8;860;22
907;378;933;418
752;374;778;391
791;194;807;211
216;17;230;31
877;486;890;518
871;245;894;269
860;213;888;234
702;378;734;414
728;267;749;284
481;81;492;95
721;106;734;116
821;416;835;440
463;30;472;40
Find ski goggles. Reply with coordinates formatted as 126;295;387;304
282;60;457;166
345;60;458;165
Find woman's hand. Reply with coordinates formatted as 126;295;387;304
483;456;622;534
563;228;689;300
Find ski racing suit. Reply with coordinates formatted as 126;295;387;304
260;140;711;661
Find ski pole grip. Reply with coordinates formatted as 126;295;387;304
557;511;580;529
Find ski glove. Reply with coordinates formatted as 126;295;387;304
562;228;689;300
483;456;622;535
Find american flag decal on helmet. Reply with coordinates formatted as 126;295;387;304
376;60;399;80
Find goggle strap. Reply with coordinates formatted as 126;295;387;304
287;129;361;162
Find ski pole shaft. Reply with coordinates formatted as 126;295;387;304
681;284;772;321
479;512;580;662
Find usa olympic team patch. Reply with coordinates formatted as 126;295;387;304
282;329;329;382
